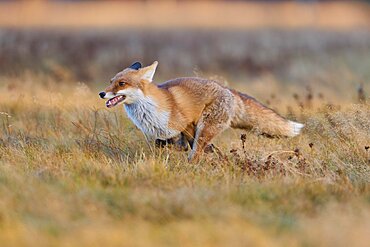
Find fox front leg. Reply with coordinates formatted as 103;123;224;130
155;133;189;151
155;138;174;148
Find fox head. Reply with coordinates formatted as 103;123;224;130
99;61;158;107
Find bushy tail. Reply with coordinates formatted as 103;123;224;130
231;91;304;137
287;120;305;137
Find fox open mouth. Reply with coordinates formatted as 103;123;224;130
106;95;126;108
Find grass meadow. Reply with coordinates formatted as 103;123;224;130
0;21;370;247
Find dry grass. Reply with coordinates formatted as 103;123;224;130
0;72;369;246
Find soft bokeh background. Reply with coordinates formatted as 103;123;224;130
0;1;369;247
1;0;369;105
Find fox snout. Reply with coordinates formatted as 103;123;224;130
99;91;106;99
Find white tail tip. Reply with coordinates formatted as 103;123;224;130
289;121;304;136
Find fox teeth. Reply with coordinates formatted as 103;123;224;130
106;95;124;108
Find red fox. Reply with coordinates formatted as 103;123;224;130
99;61;304;162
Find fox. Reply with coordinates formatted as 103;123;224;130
99;61;304;162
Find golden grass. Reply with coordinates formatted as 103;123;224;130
0;74;369;246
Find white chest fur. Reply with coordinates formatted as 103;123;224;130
124;97;180;140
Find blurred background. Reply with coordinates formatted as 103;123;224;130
0;0;369;106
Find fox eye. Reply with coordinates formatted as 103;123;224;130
119;81;125;86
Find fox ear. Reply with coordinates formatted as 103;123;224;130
129;62;142;70
140;61;158;83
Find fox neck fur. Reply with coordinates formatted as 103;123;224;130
124;91;180;140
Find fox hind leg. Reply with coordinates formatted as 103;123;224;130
188;96;234;162
188;120;229;162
